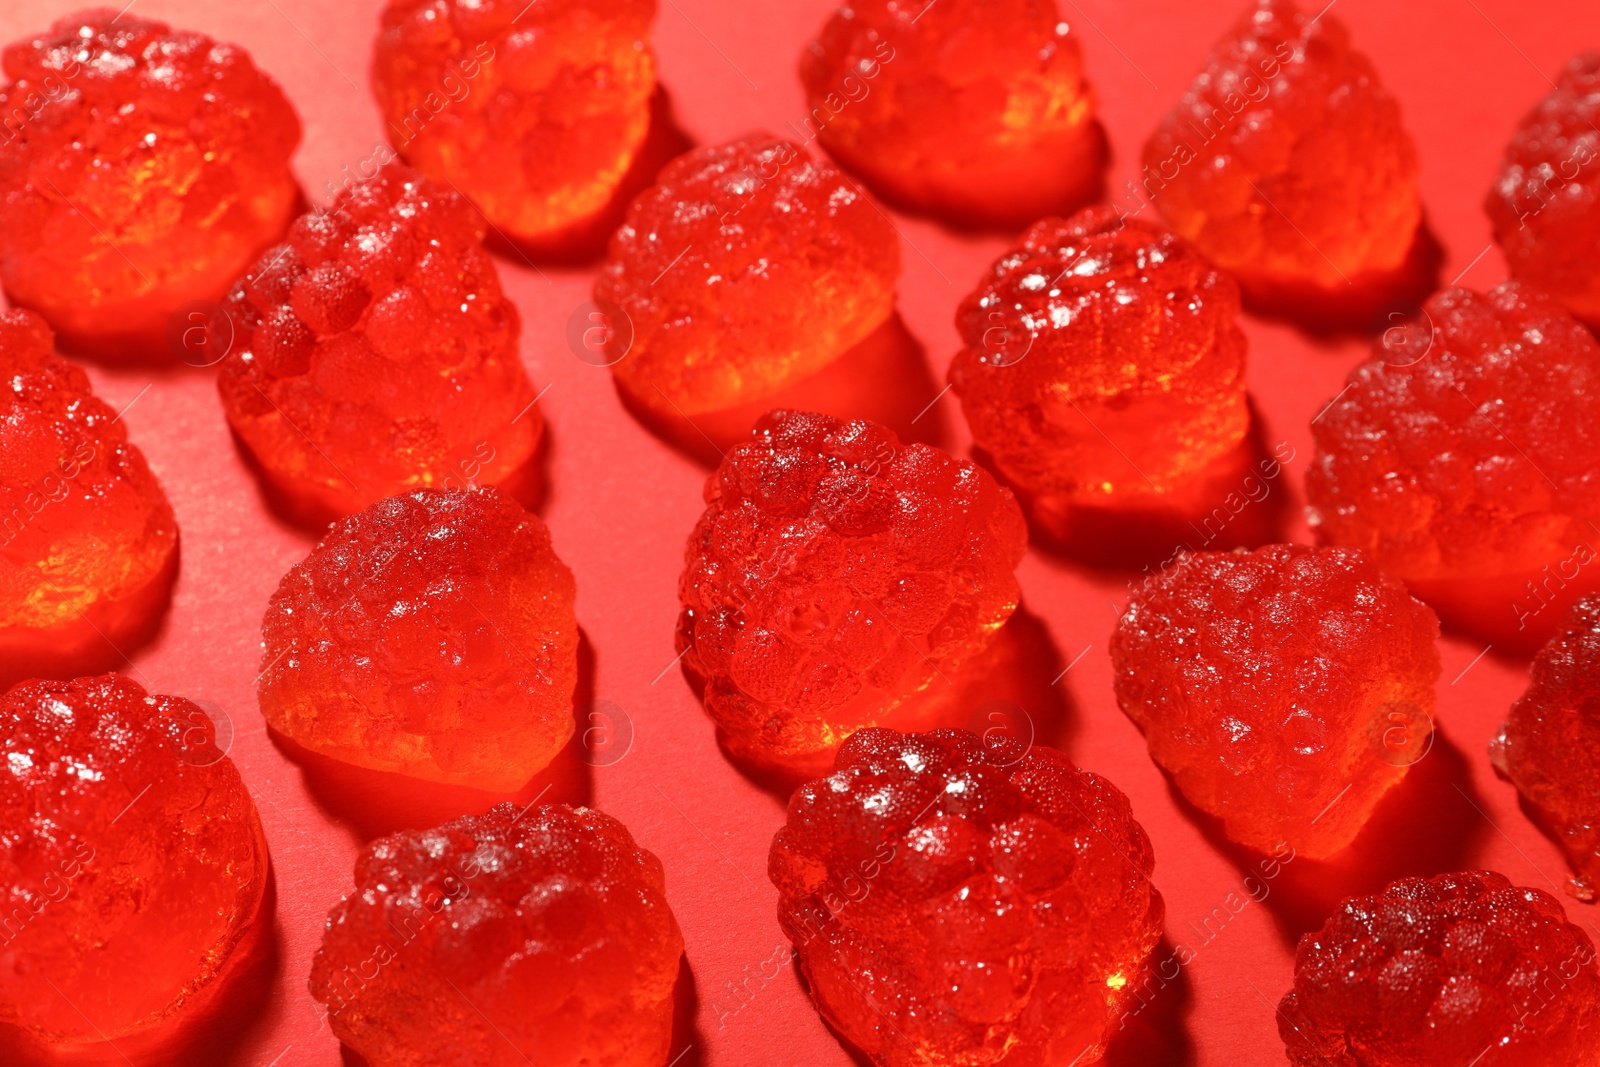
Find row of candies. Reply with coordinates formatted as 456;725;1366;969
2;1;1600;1067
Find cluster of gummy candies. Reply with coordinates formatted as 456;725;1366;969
2;1;1600;1066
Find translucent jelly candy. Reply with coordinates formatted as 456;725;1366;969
1492;594;1600;902
312;802;682;1067
597;135;900;416
217;160;540;519
372;0;657;248
1142;0;1420;302
1306;282;1600;649
258;488;576;792
0;674;268;1044
1487;53;1600;325
0;310;177;682
678;410;1026;778
948;206;1248;537
1112;544;1440;858
799;0;1099;227
770;727;1163;1067
1278;871;1600;1067
0;11;300;355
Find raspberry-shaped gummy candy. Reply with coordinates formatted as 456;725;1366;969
598;135;900;416
1307;282;1600;648
0;674;268;1044
372;0;657;248
259;487;576;792
0;10;300;356
1487;53;1600;326
1143;0;1420;302
217;161;540;519
1112;544;1440;858
679;410;1026;777
1278;871;1600;1066
1492;594;1600;902
948;206;1248;536
0;310;177;683
770;727;1163;1067
312;802;682;1067
799;0;1099;227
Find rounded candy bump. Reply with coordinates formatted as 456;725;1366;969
1111;543;1441;859
258;487;578;792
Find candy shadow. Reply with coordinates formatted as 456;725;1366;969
0;869;281;1066
617;310;945;470
481;88;695;267
1105;935;1196;1067
1407;571;1598;659
669;955;707;1067
270;629;597;841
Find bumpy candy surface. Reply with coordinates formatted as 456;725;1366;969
597;135;901;416
1143;0;1420;296
799;0;1098;226
948;206;1248;530
770;727;1163;1067
1493;594;1600;902
0;310;176;678
373;0;657;246
1487;53;1600;325
1112;544;1440;858
679;410;1026;777
217;160;540;518
1307;282;1600;642
0;10;300;354
312;802;682;1067
0;674;268;1043
258;487;577;792
1278;870;1600;1066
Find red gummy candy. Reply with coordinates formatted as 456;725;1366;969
1142;0;1420;299
799;0;1100;226
1306;281;1600;648
678;410;1027;777
372;0;657;246
0;674;268;1044
217;161;540;519
0;310;177;683
1278;871;1600;1067
597;135;901;416
258;488;577;792
312;802;682;1067
0;10;300;355
1487;53;1600;326
1492;594;1600;902
1112;544;1440;858
770;727;1163;1067
948;205;1248;535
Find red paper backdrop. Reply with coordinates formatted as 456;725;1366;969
3;1;1598;1064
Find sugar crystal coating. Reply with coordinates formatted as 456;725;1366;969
598;135;901;416
372;0;657;245
679;410;1026;777
1487;53;1600;325
217;160;540;518
1143;0;1419;295
1112;544;1440;858
948;206;1248;527
258;487;577;792
1493;594;1600;902
0;674;267;1043
1278;871;1600;1066
771;727;1163;1067
311;802;682;1067
0;10;300;354
0;309;176;666
800;0;1099;226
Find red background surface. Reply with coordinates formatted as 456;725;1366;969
4;1;1599;1064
